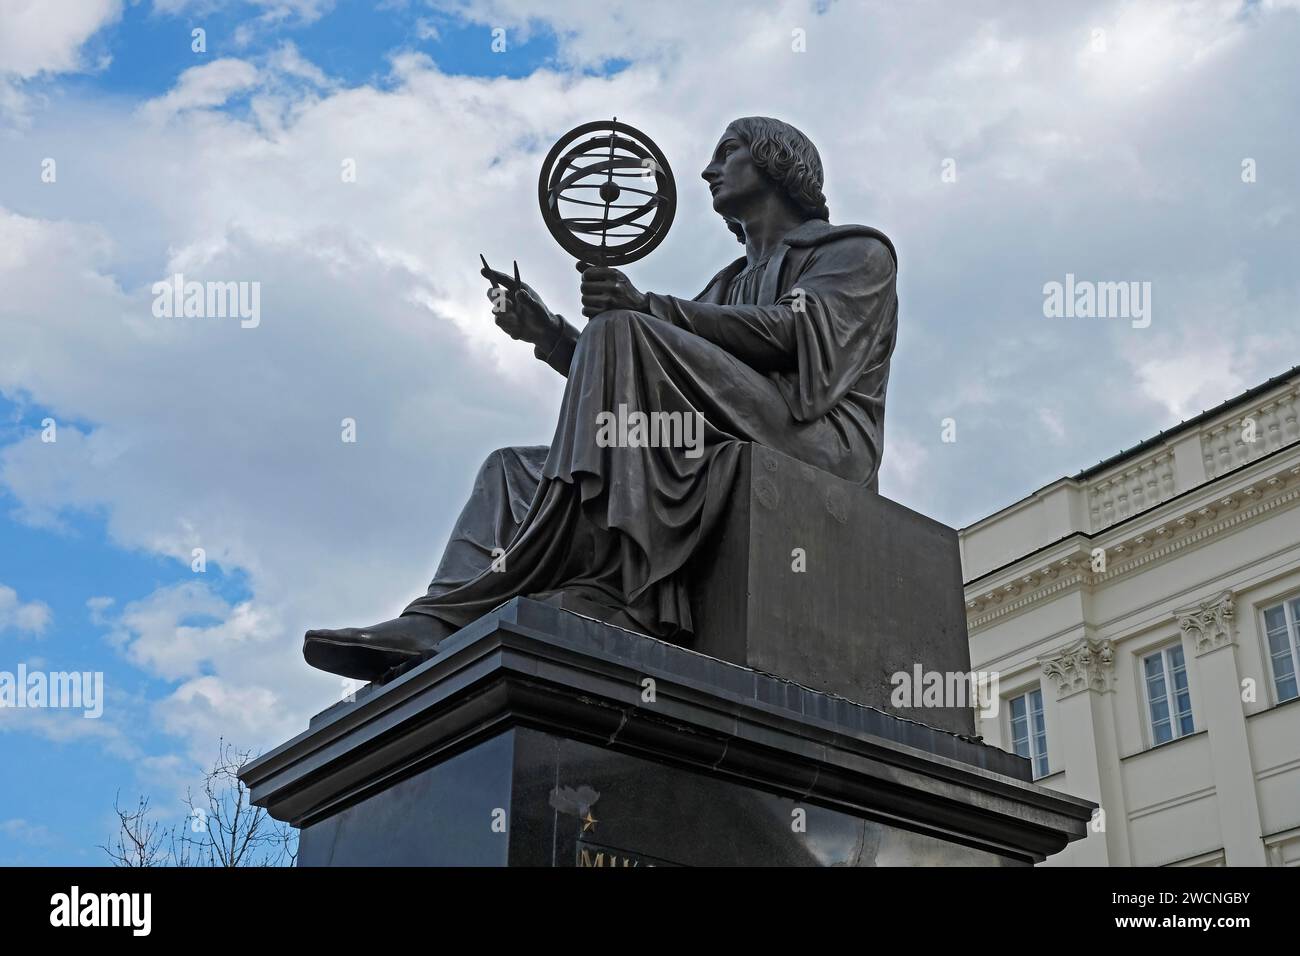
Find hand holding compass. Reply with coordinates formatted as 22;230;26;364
479;253;563;347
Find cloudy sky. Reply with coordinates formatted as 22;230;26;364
0;0;1297;864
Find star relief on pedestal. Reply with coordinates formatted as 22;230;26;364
1176;590;1236;656
1040;637;1116;699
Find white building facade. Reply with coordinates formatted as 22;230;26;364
961;368;1300;866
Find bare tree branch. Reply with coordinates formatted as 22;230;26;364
101;740;297;867
99;792;173;867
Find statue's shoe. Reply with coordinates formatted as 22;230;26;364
303;615;443;681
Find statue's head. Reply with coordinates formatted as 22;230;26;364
701;116;830;243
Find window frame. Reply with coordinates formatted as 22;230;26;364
1260;596;1300;705
1008;687;1050;779
1142;643;1195;747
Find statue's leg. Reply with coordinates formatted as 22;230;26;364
423;445;550;601
303;445;548;680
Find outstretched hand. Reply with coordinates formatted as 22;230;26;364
481;258;560;347
578;263;648;319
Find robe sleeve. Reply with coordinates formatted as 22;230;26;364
643;236;897;422
533;315;581;376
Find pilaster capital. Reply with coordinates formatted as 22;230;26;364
1040;637;1115;700
1176;590;1236;656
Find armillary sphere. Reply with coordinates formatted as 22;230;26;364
538;118;676;267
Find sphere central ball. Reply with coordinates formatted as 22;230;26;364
599;180;621;203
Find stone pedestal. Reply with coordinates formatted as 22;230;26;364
242;599;1093;866
689;444;975;735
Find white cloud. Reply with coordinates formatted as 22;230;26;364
154;675;295;752
1038;408;1068;444
86;596;115;627
100;580;273;681
0;817;54;845
0;0;121;79
153;0;333;18
174;0;336;49
877;432;929;499
1133;350;1245;422
0;583;51;636
414;17;440;42
0;702;135;756
140;58;262;119
0;0;122;122
1120;264;1300;421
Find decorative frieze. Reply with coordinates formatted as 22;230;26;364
1087;451;1176;532
1075;383;1300;534
1201;388;1299;480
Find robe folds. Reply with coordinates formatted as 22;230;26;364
403;219;898;642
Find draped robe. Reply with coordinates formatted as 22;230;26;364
403;219;898;642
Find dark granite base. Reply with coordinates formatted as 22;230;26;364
244;598;1093;866
301;727;1021;866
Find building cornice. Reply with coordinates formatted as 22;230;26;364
966;459;1300;632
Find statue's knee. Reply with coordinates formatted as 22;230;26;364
573;310;651;372
582;308;642;338
477;446;515;479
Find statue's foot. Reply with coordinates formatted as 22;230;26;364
303;614;445;681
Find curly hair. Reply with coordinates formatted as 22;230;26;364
722;116;830;242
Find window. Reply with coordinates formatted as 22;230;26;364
1262;598;1300;704
1143;645;1194;745
1009;688;1049;778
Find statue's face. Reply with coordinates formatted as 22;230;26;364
701;128;770;216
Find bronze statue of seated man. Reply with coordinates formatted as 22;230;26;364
304;116;899;682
